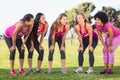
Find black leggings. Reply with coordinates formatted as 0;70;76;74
26;39;44;61
78;37;98;67
48;36;66;61
4;36;24;60
25;40;33;59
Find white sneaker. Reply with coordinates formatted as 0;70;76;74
85;69;93;74
74;68;83;73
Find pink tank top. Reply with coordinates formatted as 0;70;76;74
96;22;120;37
37;24;46;36
55;25;66;38
5;23;30;39
79;23;98;38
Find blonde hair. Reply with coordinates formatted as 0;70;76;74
75;12;87;25
51;13;68;32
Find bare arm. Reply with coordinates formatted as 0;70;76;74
61;25;69;47
86;23;93;47
39;23;49;46
97;30;105;46
30;33;34;47
107;27;114;46
51;32;55;46
12;23;23;47
23;24;33;45
75;25;83;48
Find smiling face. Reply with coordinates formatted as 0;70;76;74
40;15;46;24
95;18;103;26
77;14;85;25
60;16;68;25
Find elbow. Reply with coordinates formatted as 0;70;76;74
12;33;17;38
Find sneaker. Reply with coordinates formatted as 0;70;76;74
74;68;83;73
36;69;44;74
107;69;113;74
10;70;18;76
61;68;67;73
85;69;93;74
100;69;108;74
48;69;52;74
19;69;27;75
28;69;34;74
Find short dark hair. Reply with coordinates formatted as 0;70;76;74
94;11;108;24
22;13;34;22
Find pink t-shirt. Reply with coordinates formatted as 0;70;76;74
96;22;120;37
5;23;30;39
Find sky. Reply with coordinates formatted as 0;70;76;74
0;0;120;35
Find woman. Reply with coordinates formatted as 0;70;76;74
4;14;34;76
26;13;48;74
94;11;120;74
48;13;69;74
74;13;98;74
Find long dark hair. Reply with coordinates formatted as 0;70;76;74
50;13;67;32
32;12;48;40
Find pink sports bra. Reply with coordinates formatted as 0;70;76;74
79;23;98;39
79;23;89;37
55;25;66;38
37;24;46;36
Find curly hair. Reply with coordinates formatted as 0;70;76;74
94;11;108;24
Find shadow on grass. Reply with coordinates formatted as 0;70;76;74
0;66;120;80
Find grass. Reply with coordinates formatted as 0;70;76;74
0;39;120;80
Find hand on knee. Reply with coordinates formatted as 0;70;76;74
78;47;83;52
30;46;34;52
89;46;94;52
50;45;54;51
60;46;65;52
39;45;44;50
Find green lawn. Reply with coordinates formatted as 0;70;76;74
0;39;120;80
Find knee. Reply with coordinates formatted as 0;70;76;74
49;48;54;52
78;49;83;54
89;49;94;53
19;50;25;59
60;50;66;59
39;49;44;54
10;50;16;60
48;50;54;61
28;51;33;58
38;50;44;61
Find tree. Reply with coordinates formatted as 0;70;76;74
65;8;78;28
101;6;120;28
65;2;96;28
77;2;95;23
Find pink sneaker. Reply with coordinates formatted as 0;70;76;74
107;69;113;74
100;69;108;74
19;69;27;75
10;70;18;76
